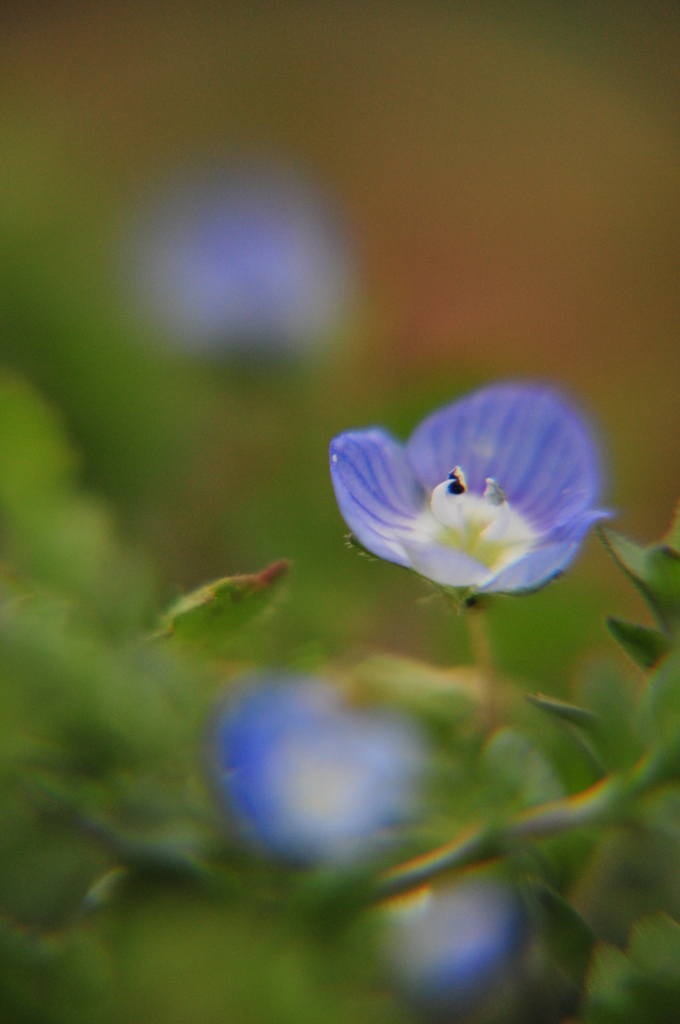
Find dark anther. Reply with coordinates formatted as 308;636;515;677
447;469;466;495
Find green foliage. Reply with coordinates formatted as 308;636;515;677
600;527;680;638
580;914;680;1023
0;916;111;1024
525;876;596;988
2;373;680;1022
524;693;599;729
482;726;565;811
158;560;290;657
0;375;154;634
605;617;671;670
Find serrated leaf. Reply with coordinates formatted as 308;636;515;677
525;693;599;729
526;876;596;987
606;617;672;670
600;528;680;636
160;560;290;655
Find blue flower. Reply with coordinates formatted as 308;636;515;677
127;161;354;357
385;879;528;1018
330;382;607;594
210;676;426;865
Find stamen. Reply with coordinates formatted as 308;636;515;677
480;478;510;542
483;478;506;507
447;466;467;495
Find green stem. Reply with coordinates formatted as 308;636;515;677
465;603;502;730
376;737;680;902
375;775;623;901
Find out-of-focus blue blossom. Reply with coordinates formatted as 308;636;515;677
330;382;608;594
127;161;354;356
210;676;427;865
385;879;528;1020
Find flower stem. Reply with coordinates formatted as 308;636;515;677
375;775;623;902
465;602;502;731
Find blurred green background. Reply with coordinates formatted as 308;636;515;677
0;0;679;692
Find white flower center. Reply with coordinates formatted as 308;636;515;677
429;466;537;572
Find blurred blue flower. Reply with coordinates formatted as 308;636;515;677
330;382;607;594
128;161;354;357
385;879;528;1019
210;676;426;865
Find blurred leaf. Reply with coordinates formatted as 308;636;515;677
0;592;193;774
524;693;599;729
581;942;632;1022
482;727;565;811
577;661;644;772
0;374;77;504
526;876;595;988
600;527;680;637
580;914;680;1023
640;650;680;746
524;692;608;781
159;560;290;656
349;654;483;726
606;617;672;670
0;915;111;1024
628;911;680;977
0;374;154;633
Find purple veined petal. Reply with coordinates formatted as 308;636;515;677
406;383;601;533
401;540;492;589
329;429;427;565
477;509;609;594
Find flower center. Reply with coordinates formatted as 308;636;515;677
429;466;536;571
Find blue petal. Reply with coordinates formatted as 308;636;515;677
477;511;607;594
330;429;426;565
406;383;601;533
401;540;491;588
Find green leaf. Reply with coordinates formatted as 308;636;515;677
0;375;154;632
599;527;648;589
482;727;565;811
580;915;680;1023
640;650;680;746
0;915;111;1024
599;527;680;636
524;693;599;729
577;661;644;772
644;545;680;634
525;876;596;987
628;912;680;979
350;654;483;725
159;561;290;656
582;942;633;1022
606;617;672;670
